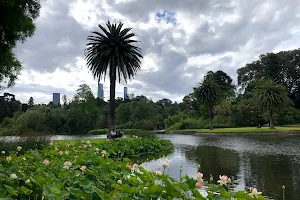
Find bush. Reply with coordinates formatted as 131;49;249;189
45;108;67;133
13;110;46;134
1;117;15;128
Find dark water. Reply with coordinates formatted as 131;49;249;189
142;134;300;200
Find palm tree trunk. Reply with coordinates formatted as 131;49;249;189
208;105;213;130
108;69;116;133
269;110;275;129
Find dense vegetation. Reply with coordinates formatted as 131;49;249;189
3;50;300;134
0;138;266;199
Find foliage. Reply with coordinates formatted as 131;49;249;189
73;84;95;102
85;21;143;132
252;79;290;128
14;110;46;133
87;129;142;136
0;93;21;122
0;138;265;199
0;0;41;89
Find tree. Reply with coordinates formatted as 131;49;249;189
28;97;34;107
206;70;235;98
213;100;232;116
84;21;143;132
62;95;68;106
194;76;222;130
252;79;290;129
73;84;94;102
0;0;41;89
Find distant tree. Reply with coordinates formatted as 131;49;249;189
28;97;34;107
252;79;290;129
194;76;222;130
0;0;41;89
0;93;21;122
73;84;94;102
206;70;235;98
85;21;143;132
62;95;68;106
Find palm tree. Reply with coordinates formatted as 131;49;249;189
213;100;232;116
252;79;290;129
194;76;222;130
84;22;143;133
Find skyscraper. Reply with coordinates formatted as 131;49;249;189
97;83;104;99
124;87;128;100
53;93;60;105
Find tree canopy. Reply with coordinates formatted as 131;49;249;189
0;0;41;89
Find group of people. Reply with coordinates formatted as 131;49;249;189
107;129;125;139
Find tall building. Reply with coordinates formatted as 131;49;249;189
97;83;104;99
124;87;128;100
53;93;60;105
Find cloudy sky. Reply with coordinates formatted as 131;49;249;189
4;0;300;104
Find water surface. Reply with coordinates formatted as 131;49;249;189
143;134;300;200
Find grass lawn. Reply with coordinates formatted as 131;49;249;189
196;126;300;133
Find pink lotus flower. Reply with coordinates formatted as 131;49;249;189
10;173;17;179
64;161;72;169
43;159;50;165
249;187;262;197
126;164;132;169
25;179;30;184
58;151;63;155
117;180;122;184
65;143;71;147
196;181;204;188
95;148;99;152
133;163;138;169
197;172;204;181
80;165;87;172
6;156;12;161
17;146;22;151
49;141;54;146
83;145;87;148
74;155;79;159
101;150;107;156
217;175;229;185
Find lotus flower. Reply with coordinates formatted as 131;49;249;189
155;170;162;176
65;143;71;147
17;146;22;151
64;161;72;169
126;164;132;169
163;161;169;168
197;172;204;181
133;163;138;169
74;155;79;159
249;187;262;197
6;156;12;161
49;141;54;145
196;181;204;188
80;165;87;172
43;159;50;165
217;175;228;185
83;145;87;148
1;151;5;155
95;148;99;152
117;180;122;184
10;173;17;179
101;150;107;156
25;179;30;184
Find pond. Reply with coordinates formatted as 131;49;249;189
142;134;300;200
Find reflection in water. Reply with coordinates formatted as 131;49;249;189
143;134;300;200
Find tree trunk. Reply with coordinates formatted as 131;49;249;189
269;110;275;129
108;68;116;133
208;105;213;130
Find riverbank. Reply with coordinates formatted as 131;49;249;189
167;126;300;136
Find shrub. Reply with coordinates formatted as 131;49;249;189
1;117;15;128
13;110;46;134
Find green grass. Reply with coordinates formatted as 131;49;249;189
53;138;107;145
196;126;300;133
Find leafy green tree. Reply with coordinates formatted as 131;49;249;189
194;76;222;130
0;0;41;89
73;84;94;102
85;22;143;132
252;79;290;128
206;70;235;98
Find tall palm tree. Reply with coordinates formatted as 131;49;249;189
194;76;222;130
84;22;143;132
252;79;290;129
